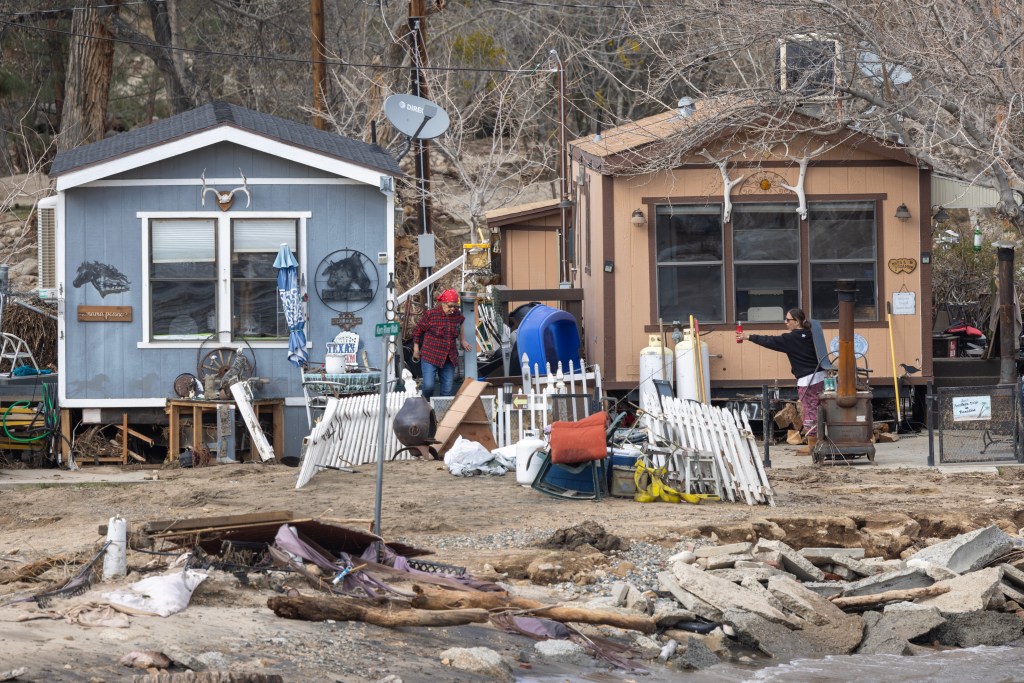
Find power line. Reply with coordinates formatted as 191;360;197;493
0;17;547;76
485;0;673;9
2;0;159;16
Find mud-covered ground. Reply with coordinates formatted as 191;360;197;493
1;439;1023;682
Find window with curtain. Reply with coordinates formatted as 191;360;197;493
231;219;298;339
150;219;217;339
148;217;298;341
732;203;800;322
655;205;723;323
808;201;877;321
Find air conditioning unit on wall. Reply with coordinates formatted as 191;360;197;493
778;34;841;101
35;195;57;299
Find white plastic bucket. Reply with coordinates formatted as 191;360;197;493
325;354;345;374
515;435;548;486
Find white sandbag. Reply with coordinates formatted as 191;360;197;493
102;569;207;617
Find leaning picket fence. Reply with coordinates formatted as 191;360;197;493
296;385;419;489
493;358;603;448
649;397;774;506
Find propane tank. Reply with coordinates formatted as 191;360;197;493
639;335;674;421
675;329;710;402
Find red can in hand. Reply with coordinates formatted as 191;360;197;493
736;322;743;343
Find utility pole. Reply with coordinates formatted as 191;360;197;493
550;50;570;286
311;0;327;130
409;0;435;287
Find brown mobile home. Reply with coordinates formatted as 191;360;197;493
492;98;934;396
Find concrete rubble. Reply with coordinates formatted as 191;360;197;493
648;525;1024;662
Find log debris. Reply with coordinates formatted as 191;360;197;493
267;594;489;628
411;584;657;633
0;553;79;585
131;674;284;683
830;584;950;610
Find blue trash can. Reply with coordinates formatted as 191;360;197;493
516;305;581;373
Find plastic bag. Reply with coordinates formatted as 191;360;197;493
443;435;509;476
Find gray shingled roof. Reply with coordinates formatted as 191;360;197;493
50;101;402;177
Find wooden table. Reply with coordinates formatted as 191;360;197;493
165;398;284;463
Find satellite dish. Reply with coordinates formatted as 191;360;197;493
383;94;450;140
829;334;869;358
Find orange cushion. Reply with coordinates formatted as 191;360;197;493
549;411;608;464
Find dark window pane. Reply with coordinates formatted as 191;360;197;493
786;39;836;95
733;204;800;261
232;281;286;339
809;201;877;320
151;281;217;338
232;252;278;279
657;264;723;323
656;207;722;262
810;263;877;321
151;260;217;279
809;202;875;260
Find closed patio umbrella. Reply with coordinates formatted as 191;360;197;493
274;244;307;367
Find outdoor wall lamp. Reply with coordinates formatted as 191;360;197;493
604;260;614;273
894;203;911;222
631;209;647;228
933;206;950;223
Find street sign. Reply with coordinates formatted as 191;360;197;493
375;321;400;337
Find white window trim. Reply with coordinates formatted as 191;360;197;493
137;211;310;349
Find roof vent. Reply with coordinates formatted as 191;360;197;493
677;97;696;118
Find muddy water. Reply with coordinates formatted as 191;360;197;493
521;642;1024;682
689;644;1024;682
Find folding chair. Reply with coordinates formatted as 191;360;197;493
531;411;609;500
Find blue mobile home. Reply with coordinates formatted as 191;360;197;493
44;102;401;461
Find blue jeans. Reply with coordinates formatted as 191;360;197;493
421;359;456;398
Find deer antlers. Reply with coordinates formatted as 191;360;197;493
699;149;744;223
200;168;251;211
779;143;828;220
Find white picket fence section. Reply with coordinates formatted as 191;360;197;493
650;396;775;506
296;386;419;489
493;357;603;448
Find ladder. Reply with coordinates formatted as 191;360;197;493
0;333;37;375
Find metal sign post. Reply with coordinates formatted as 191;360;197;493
372;276;396;535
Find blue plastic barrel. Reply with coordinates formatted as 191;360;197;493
516;305;581;374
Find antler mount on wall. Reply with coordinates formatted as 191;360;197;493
201;168;251;211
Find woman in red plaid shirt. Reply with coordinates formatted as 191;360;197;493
411;289;472;398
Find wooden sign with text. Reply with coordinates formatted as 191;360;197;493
78;305;132;322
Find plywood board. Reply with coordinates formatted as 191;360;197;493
433;379;498;453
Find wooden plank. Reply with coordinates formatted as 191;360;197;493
150;518;315;539
61;408;71;463
230;382;276;462
113;424;155;445
121;413;128;464
145;510;296;534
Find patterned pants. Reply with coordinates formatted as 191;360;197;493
799;381;824;436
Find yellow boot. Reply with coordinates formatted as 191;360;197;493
796;435;816;455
